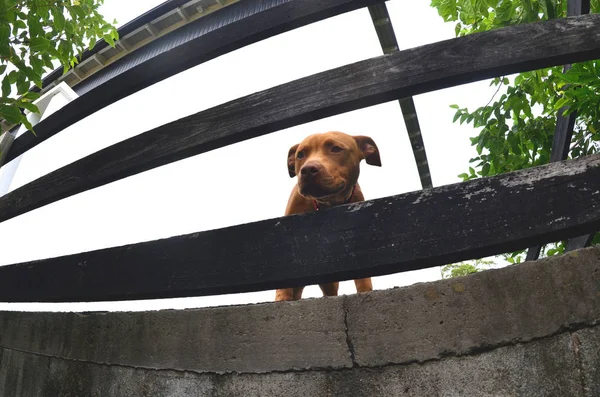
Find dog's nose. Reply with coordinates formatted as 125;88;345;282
300;162;322;177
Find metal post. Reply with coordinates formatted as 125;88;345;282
525;0;591;260
367;2;433;189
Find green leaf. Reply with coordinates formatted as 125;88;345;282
453;111;462;123
18;101;39;113
0;23;10;47
14;20;27;31
65;20;75;34
23;91;41;101
21;116;35;135
42;53;55;69
51;8;66;31
30;56;44;76
28;17;43;37
7;71;18;84
481;163;491;176
30;37;51;52
1;75;11;97
0;43;10;58
553;97;570;111
16;74;29;95
102;33;115;47
0;104;22;124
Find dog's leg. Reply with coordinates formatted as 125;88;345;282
293;287;304;300
275;287;304;301
319;282;339;297
354;278;373;293
275;288;294;301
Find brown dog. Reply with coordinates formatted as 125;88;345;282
275;131;381;301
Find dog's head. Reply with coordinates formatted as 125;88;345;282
287;131;381;204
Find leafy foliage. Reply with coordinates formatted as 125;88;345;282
0;0;118;132
430;0;600;261
441;258;495;278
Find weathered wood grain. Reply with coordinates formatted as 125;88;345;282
4;0;382;163
1;153;600;302
1;15;600;223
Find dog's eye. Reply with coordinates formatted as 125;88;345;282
297;151;305;159
331;146;343;153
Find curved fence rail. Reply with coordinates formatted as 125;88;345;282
1;14;599;224
0;153;598;302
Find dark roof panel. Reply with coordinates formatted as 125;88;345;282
39;0;232;91
74;0;285;96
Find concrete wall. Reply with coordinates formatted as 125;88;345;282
1;247;599;396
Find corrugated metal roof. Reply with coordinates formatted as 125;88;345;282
74;0;285;96
38;0;240;95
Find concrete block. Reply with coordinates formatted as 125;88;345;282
0;347;214;397
574;326;600;397
0;330;585;396
0;296;351;373
346;247;600;366
329;332;584;397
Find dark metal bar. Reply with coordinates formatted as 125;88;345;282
525;0;591;260
0;131;14;168
566;234;594;251
525;245;542;262
568;0;590;16
367;3;433;189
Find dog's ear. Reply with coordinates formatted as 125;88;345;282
287;143;300;177
353;135;381;166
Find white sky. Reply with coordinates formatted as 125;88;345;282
0;0;503;312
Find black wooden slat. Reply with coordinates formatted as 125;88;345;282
526;0;591;260
1;153;599;302
3;0;382;164
368;2;433;189
1;15;600;224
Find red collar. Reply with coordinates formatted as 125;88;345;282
312;185;356;211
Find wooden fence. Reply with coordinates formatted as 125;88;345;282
0;0;599;302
